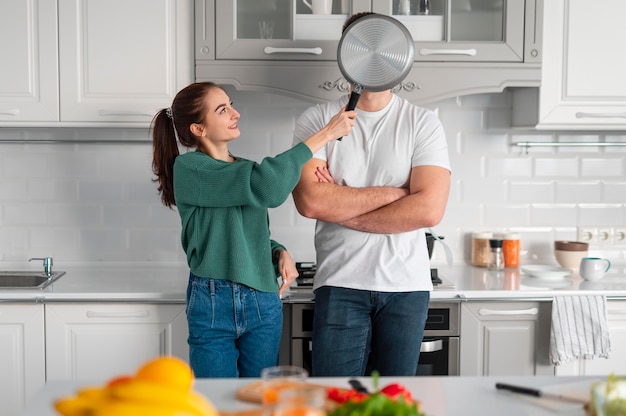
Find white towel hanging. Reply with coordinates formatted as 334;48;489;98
549;295;611;366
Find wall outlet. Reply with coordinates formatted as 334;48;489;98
577;226;598;244
597;227;614;244
577;226;626;246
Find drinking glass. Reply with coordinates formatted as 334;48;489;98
273;385;326;416
260;365;308;406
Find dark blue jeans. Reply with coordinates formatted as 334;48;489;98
312;286;430;376
186;273;282;378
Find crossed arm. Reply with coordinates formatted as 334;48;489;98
291;158;450;234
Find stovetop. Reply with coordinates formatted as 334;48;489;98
295;263;455;289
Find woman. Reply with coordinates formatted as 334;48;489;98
151;82;355;377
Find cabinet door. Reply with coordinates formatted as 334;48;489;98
373;0;530;63
0;0;59;123
460;302;552;376
58;0;193;123
0;304;45;416
212;0;533;63
536;0;626;129
45;303;188;382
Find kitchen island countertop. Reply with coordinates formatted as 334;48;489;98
1;261;626;302
20;375;600;416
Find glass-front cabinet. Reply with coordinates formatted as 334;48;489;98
207;0;535;62
196;0;542;103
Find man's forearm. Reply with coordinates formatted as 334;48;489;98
293;181;408;223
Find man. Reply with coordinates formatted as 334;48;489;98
291;12;451;377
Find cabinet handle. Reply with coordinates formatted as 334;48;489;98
419;48;477;56
98;110;154;117
575;112;626;119
85;310;150;318
0;108;20;116
263;47;323;55
478;307;538;316
420;339;443;353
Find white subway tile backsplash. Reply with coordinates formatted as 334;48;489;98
530;204;578;226
535;157;579;177
509;181;554;203
581;158;623;177
579;204;625;225
461;179;508;203
603;182;626;203
482;204;531;227
555;181;603;203
49;204;101;226
487;157;532;177
0;179;28;201
1;90;625;265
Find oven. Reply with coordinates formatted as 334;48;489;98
284;301;460;376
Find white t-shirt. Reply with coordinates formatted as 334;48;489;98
293;94;451;292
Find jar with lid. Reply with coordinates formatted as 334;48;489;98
502;232;520;268
488;238;505;271
471;232;493;267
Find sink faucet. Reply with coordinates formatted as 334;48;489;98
29;257;53;276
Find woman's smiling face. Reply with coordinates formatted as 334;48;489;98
197;87;241;145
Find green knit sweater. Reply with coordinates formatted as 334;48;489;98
173;142;312;292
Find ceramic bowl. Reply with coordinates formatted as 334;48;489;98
554;241;589;270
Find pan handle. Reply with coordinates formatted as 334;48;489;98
263;47;323;55
338;87;362;141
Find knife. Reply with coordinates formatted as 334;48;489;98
349;378;370;394
495;382;587;404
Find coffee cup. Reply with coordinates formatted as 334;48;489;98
302;0;332;14
579;257;611;281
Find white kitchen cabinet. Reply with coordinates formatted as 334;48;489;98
196;0;542;104
0;304;45;416
0;0;193;127
555;300;626;376
0;0;59;122
512;0;626;130
460;301;554;376
45;303;188;382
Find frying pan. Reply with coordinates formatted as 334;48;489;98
337;14;415;112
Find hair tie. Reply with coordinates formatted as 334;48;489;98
165;107;173;120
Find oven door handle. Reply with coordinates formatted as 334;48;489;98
420;339;443;353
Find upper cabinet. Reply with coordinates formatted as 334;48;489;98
196;0;543;103
0;0;193;127
513;0;626;130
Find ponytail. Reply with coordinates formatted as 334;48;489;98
151;109;179;207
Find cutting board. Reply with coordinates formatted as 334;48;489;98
219;380;345;416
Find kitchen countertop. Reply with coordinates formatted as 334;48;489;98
1;261;626;302
20;375;600;416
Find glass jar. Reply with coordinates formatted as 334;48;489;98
471;232;493;267
502;232;520;268
488;238;504;271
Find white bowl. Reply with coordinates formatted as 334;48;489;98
554;241;589;270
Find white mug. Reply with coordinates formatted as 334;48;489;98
302;0;332;14
579;257;611;281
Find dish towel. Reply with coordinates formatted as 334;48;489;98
549;295;611;365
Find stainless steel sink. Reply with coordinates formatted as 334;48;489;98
0;271;66;289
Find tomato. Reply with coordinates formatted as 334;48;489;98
380;383;413;402
326;387;367;404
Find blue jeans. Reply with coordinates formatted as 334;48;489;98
186;273;283;378
312;286;430;376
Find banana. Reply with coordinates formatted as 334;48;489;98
92;400;203;416
108;380;217;415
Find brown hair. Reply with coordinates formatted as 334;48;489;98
151;82;220;207
342;11;375;33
